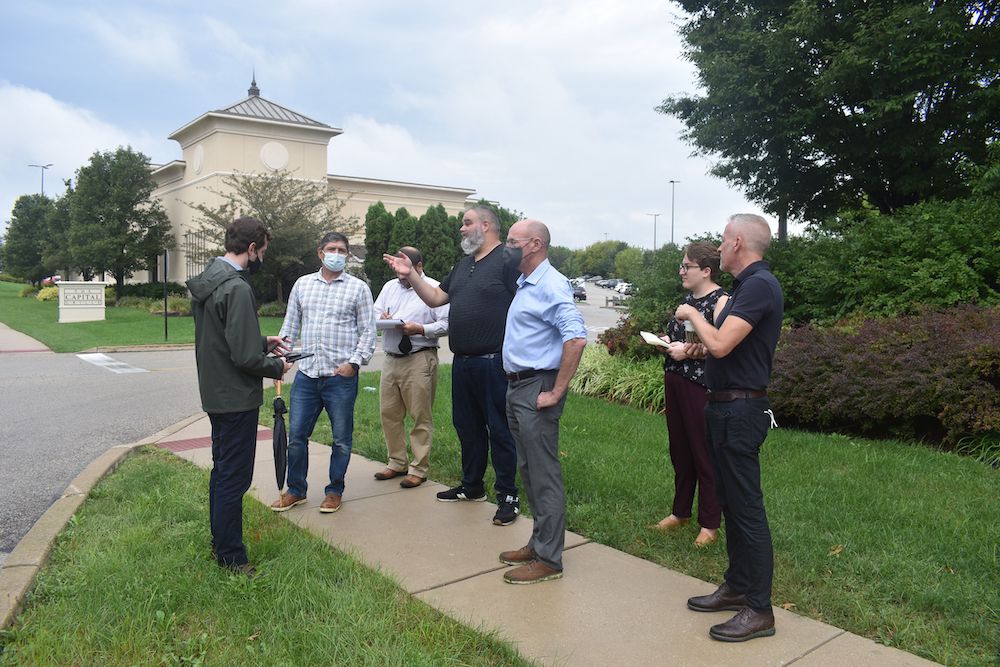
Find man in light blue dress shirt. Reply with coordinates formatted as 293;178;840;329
498;219;587;584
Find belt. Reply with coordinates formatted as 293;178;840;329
385;347;434;359
506;369;557;382
707;389;767;402
456;352;499;359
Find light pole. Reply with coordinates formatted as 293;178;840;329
646;213;660;250
668;180;680;246
28;163;53;196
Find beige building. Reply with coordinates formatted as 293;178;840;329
150;79;476;283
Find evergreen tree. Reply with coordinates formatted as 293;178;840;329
2;194;54;284
387;207;419;254
416;204;458;281
363;202;394;294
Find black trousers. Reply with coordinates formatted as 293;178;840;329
208;409;258;566
450;354;518;496
705;397;773;612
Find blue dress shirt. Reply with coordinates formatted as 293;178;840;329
502;259;587;373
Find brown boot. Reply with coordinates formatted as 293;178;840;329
499;545;537;566
319;493;342;513
687;582;748;612
270;492;306;512
709;607;775;642
503;560;563;584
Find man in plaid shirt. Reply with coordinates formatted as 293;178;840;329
270;232;376;514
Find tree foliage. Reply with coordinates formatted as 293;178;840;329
185;169;356;302
417;204;460;282
2;194;54;284
363;202;395;294
69;147;174;292
660;1;1000;230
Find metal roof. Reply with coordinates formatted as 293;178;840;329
215;94;331;129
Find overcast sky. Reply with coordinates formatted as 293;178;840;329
1;1;791;250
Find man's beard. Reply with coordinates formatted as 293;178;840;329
460;226;485;255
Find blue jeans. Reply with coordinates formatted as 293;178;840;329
451;354;518;496
287;370;359;498
705;397;774;612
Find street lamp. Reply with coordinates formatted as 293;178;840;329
646;213;660;250
668;180;680;246
28;163;53;196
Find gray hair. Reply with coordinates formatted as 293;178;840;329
727;214;772;255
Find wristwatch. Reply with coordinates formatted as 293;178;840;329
350;363;359;373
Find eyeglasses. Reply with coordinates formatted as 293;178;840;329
505;237;536;247
679;263;704;273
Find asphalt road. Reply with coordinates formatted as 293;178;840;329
0;285;626;566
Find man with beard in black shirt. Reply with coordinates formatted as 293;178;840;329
383;205;522;526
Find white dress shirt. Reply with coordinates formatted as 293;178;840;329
373;275;450;355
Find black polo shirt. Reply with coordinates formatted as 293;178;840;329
440;244;520;355
705;261;784;392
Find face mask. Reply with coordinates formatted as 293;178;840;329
323;252;347;273
247;256;262;275
504;246;523;266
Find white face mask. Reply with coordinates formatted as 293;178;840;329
323;252;347;273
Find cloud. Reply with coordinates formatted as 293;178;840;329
0;83;155;229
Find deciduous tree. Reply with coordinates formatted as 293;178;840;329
660;0;1000;235
69;147;174;292
185;169;356;302
2;194;54;284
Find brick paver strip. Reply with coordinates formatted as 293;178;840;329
156;429;274;453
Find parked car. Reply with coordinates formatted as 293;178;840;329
605;279;620;289
573;285;587;301
615;282;631;294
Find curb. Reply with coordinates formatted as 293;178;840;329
80;344;196;353
0;412;207;632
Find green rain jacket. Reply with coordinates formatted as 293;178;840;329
187;258;284;414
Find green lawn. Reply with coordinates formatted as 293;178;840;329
0;448;530;666
0;282;284;352
264;369;999;667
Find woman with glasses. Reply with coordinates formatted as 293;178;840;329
654;242;728;547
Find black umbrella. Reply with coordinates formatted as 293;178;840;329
273;381;288;490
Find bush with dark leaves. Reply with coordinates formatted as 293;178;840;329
770;305;999;448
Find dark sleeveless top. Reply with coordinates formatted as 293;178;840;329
663;287;726;386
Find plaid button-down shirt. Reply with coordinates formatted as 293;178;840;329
279;270;376;377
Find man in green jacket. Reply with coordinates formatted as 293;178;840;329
187;217;292;575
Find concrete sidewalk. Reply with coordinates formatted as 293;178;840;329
0;322;50;353
151;414;936;667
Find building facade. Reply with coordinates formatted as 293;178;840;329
150;79;476;283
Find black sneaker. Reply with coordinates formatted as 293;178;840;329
436;485;487;502
493;494;520;525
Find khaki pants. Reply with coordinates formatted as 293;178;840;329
379;348;439;477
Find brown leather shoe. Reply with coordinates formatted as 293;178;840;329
319;493;342;513
687;582;748;612
374;467;406;480
499;545;537;566
399;474;424;488
270;492;307;512
709;607;775;642
503;560;563;584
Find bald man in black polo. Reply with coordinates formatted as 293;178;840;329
675;213;783;642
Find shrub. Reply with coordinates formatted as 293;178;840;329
20;285;39;298
104;286;117;305
115;282;188;299
770;305;999;448
149;296;192;316
570;345;666;414
0;273;22;283
257;301;287;317
115;296;156;310
36;286;60;301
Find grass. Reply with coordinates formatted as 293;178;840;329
264;369;1000;667
0;448;530;666
0;282;284;353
